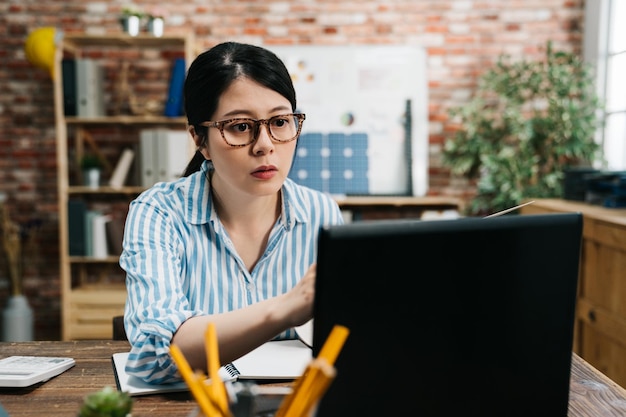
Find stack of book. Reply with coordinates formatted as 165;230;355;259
67;201;124;258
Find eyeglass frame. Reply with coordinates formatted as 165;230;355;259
199;113;306;148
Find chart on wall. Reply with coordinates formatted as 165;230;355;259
270;45;428;196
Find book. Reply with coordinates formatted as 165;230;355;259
91;213;111;259
112;340;311;396
105;217;125;256
139;129;156;187
67;199;87;256
84;209;102;257
112;351;232;396
108;148;135;188
222;340;311;381
154;129;193;183
76;58;105;118
164;58;186;117
61;59;77;116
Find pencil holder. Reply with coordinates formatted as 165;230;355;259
184;382;290;417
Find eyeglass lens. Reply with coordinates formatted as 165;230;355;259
222;114;302;146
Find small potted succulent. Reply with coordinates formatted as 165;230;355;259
78;386;133;417
120;6;145;36
146;8;166;37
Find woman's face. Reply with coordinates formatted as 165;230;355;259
198;77;297;198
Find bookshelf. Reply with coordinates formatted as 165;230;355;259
53;33;196;340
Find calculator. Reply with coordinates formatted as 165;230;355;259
0;356;75;387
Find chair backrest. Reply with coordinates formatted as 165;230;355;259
112;315;127;341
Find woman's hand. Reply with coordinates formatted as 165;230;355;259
284;263;316;327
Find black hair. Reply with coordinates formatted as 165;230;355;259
182;42;297;176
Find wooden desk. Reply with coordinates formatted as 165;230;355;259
1;340;626;416
521;198;626;387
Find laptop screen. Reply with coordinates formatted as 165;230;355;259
312;213;582;417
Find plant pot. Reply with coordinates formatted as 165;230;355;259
84;168;101;189
147;17;164;37
120;15;141;36
2;294;33;342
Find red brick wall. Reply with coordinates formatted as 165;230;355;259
0;0;585;340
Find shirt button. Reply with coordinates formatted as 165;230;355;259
246;283;255;291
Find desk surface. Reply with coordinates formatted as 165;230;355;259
333;195;462;208
1;340;626;416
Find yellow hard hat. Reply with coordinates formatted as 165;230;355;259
24;27;63;79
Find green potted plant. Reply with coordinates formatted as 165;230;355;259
442;41;603;216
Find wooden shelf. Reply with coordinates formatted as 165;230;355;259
63;34;191;48
54;33;195;340
65;115;187;125
69;256;122;264
68;185;145;195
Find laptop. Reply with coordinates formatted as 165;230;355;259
312;212;582;417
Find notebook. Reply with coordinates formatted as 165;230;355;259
312;213;583;417
112;339;311;396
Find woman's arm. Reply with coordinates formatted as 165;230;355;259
172;263;316;370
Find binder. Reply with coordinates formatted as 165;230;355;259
155;129;193;182
91;213;111;259
61;59;77;116
139;129;156;187
164;58;186;117
84;210;102;257
67;200;86;256
76;59;105;118
140;129;193;187
105;217;125;256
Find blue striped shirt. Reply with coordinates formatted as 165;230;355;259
119;161;344;383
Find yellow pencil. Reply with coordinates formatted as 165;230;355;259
197;370;221;417
274;370;302;416
284;358;336;417
205;323;230;416
299;359;336;417
276;362;317;417
276;324;349;417
200;376;230;417
317;324;349;365
170;344;214;417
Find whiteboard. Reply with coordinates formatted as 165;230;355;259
270;45;428;196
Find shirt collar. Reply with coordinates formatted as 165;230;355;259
183;161;309;230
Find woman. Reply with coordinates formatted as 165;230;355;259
120;42;344;384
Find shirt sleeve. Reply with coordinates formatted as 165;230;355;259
120;187;198;384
